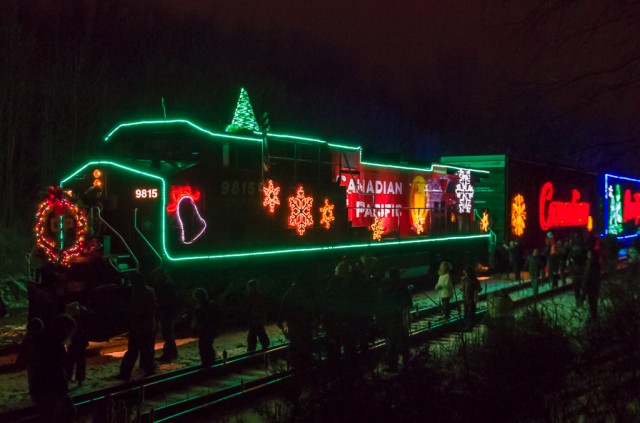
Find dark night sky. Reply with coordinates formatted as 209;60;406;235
149;0;640;172
4;0;640;177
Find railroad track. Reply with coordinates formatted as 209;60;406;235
4;280;569;422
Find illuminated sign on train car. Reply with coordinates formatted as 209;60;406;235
336;166;469;237
604;173;640;239
539;182;591;231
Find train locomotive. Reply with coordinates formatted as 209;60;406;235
32;89;491;339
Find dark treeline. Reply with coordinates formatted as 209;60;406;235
0;0;431;235
2;0;639;272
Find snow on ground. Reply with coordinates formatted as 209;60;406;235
0;274;550;416
0;324;287;415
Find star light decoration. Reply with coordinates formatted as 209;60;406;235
511;194;527;237
455;169;474;213
480;211;490;232
262;179;281;214
166;185;207;244
288;185;313;235
34;186;93;267
319;198;335;229
370;216;384;241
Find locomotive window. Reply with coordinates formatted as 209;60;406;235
269;140;295;159
298;144;320;161
235;144;261;169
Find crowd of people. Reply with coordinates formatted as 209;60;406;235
15;234;636;422
500;230;635;320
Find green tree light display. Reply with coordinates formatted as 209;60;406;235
226;88;260;133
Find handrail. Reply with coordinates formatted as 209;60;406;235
91;207;140;272
134;208;163;264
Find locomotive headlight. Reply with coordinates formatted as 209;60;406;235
93;169;104;187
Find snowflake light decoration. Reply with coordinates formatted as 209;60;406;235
370;217;384;241
288;185;313;235
262;179;281;214
511;194;527;237
455;169;474;213
166;185;207;244
319;198;335;229
480;211;490;232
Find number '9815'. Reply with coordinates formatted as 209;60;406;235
135;189;158;199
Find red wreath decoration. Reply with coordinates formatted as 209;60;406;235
34;186;93;267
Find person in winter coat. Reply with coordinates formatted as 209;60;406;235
378;268;413;371
192;287;221;367
118;272;158;380
64;302;92;386
278;275;317;369
508;241;523;282
459;265;482;327
150;267;179;362
435;261;454;319
17;317;44;370
245;279;270;352
29;313;77;423
525;249;543;296
583;249;602;319
323;260;353;362
569;232;588;306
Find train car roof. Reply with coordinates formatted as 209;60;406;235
104;118;489;175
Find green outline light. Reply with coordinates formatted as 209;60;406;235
103;119;488;175
104;120;261;144
60;160;490;263
60;161;168;261
163;233;491;262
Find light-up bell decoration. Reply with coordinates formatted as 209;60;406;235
166;185;207;244
288;186;314;235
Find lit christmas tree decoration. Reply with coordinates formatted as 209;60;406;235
511;194;527;236
455;169;474;213
319;198;335;229
288;186;314;235
262;179;281;214
226;88;260;132
370;216;384;241
34;186;92;267
167;185;207;244
480;211;490;232
608;184;623;234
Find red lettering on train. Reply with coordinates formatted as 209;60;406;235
624;189;640;225
539;182;590;230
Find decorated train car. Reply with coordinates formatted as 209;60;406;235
603;173;640;243
32;90;491;339
439;155;602;255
